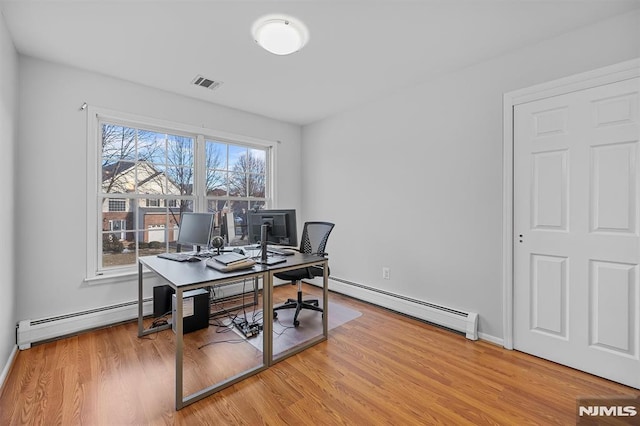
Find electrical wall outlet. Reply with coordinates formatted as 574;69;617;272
382;267;390;280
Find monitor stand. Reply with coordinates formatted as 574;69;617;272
255;257;286;266
254;224;286;265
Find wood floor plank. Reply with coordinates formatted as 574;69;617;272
1;284;638;425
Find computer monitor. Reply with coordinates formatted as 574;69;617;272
247;209;297;247
177;212;214;253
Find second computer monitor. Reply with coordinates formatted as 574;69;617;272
247;209;297;247
177;212;214;252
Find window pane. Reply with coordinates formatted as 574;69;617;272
249;148;266;166
246;150;266;175
229;145;247;170
102;161;135;194
167;135;194;167
138;130;165;165
175;199;194;214
231;200;249;244
167;167;194;195
228;172;246;197
207;199;226;238
142;210;169;249
137;163;166;194
206;170;227;195
206;141;227;170
249;200;266;210
102;124;136;163
102;231;137;268
138;202;193;255
248;173;265;197
101;193;135;269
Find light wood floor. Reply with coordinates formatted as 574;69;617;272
1;284;638;425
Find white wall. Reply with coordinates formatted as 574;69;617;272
15;56;302;321
0;10;17;373
302;10;640;340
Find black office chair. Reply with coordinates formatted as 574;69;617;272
273;221;335;327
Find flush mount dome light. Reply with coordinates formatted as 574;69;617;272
252;14;309;55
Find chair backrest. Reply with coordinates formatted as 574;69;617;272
300;222;335;255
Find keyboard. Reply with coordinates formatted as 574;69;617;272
158;252;192;262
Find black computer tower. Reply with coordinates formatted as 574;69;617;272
171;288;210;334
153;285;175;317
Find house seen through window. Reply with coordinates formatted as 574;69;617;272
99;122;270;272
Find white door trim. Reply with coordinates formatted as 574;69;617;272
502;58;640;350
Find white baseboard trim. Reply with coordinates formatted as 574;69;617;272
478;332;504;347
0;345;18;391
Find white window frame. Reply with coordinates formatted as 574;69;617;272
85;106;277;281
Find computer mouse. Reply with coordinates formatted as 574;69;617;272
187;257;201;262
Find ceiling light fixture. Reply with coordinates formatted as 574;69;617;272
252;14;309;56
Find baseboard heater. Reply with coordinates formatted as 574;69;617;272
16;298;154;350
16;280;266;350
328;277;478;340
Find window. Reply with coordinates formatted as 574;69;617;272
90;112;273;276
108;219;127;240
205;140;268;242
108;199;126;212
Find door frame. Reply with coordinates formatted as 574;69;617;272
502;58;640;349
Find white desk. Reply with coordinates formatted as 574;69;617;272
137;252;328;410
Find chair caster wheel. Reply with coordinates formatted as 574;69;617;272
273;311;278;319
294;320;300;327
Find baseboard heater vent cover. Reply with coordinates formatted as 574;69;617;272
17;298;153;349
329;277;478;340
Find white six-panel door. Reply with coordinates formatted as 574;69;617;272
514;77;640;388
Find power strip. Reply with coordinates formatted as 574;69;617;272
234;321;260;338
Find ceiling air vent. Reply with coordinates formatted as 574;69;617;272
191;75;223;91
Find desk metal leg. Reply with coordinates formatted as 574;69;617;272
175;287;184;410
270;259;329;364
254;276;259;308
323;261;328;338
138;262;144;337
174;273;269;409
263;273;273;366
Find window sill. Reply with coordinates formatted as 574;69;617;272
84;268;154;285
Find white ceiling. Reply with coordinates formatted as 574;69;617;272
1;0;639;125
